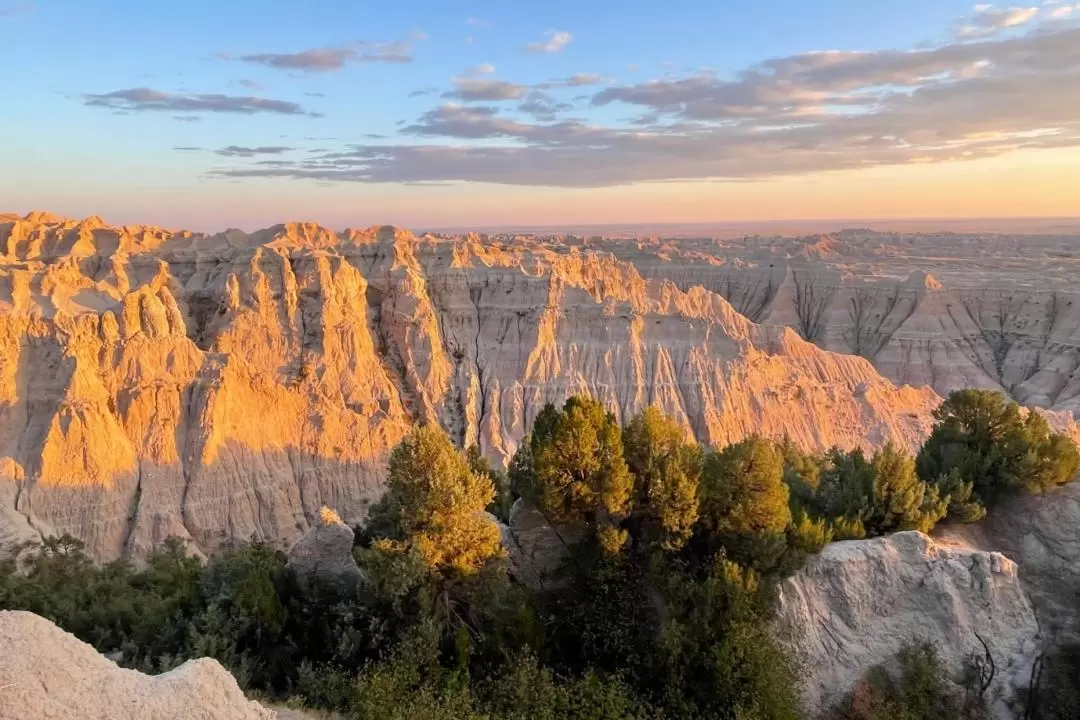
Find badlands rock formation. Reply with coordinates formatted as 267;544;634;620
0;610;274;720
939;480;1080;649
0;212;941;560
579;230;1080;413
776;531;1040;720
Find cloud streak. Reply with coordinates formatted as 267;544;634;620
956;4;1040;37
444;77;527;101
238;41;414;72
83;88;319;116
527;30;572;53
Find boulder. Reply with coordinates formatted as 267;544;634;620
776;531;1039;720
503;498;582;590
0;610;274;720
286;507;365;599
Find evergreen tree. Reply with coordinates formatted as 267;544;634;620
385;425;504;575
523;397;634;554
623;406;703;551
917;389;1080;519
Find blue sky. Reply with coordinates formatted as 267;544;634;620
2;1;1078;229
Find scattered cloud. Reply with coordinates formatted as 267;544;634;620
1044;1;1080;19
527;30;572;54
466;18;489;28
466;63;497;75
541;72;609;88
173;146;202;152
410;30;429;41
402;104;532;139
238;79;266;91
304;91;326;98
238;41;414;72
519;90;575;120
955;4;1040;37
240;47;355;72
215;145;293;157
444;76;527;101
210;22;1080;187
408;86;439;98
83;88;320;116
173;115;202;123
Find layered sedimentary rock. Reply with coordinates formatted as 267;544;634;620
1;213;948;559
0;610;274;720
590;230;1080;413
776;531;1040;720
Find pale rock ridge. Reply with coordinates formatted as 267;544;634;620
776;531;1039;720
0;610;275;720
1;212;940;559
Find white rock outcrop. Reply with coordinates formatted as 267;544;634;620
0;610;275;720
939;480;1080;648
0;213;941;560
776;531;1039;720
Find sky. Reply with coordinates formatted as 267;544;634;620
1;0;1079;231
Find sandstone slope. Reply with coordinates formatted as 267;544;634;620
0;610;274;720
1;212;940;559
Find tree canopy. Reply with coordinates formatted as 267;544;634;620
917;389;1080;519
385;425;504;575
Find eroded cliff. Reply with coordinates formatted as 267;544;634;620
599;231;1080;413
2;213;944;559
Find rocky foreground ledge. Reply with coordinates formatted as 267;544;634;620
777;531;1039;720
0;610;275;720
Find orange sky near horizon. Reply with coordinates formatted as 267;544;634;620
6;147;1079;232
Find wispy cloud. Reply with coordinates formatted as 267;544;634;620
444;77;527;101
238;79;266;91
466;18;489;28
955;4;1040;37
466;63;497;75
237;41;414;72
83;88;320;116
527;30;572;54
211;22;1080;188
215;145;293;157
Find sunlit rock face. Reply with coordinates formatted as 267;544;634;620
2;213;950;559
